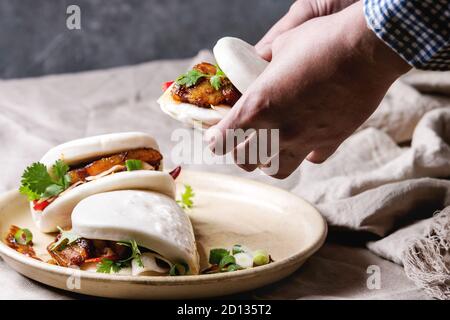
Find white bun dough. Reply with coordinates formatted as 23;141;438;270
71;190;200;275
213;37;269;94
40;132;161;168
32;171;176;233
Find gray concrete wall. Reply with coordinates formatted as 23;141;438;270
0;0;291;79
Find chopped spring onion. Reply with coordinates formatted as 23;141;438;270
232;244;249;255
253;250;270;266
125;159;143;171
169;263;189;276
49;227;80;252
219;255;236;270
209;248;229;265
205;245;272;274
227;264;243;272
233;252;254;269
14;228;33;245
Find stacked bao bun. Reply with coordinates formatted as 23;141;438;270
26;132;199;275
158;37;269;128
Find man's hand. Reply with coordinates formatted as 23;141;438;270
206;1;411;179
256;0;359;61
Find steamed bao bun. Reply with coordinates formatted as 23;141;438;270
72;190;200;275
31;132;175;233
158;37;269;128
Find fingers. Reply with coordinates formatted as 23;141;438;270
260;148;309;179
255;0;316;59
233;131;259;172
306;145;339;164
205;86;267;156
255;43;272;61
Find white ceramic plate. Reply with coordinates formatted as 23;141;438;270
0;170;327;299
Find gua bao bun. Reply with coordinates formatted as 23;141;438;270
158;37;269;128
71;190;200;275
24;132;174;233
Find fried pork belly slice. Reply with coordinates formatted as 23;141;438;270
47;237;93;267
171;62;241;108
68;148;163;184
91;240;130;260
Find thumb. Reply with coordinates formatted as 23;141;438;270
205;88;264;155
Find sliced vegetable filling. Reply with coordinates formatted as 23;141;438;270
46;229;187;276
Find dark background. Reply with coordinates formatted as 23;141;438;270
0;0;291;79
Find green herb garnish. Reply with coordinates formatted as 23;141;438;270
205;245;272;274
219;255;236;270
169;262;189;276
177;184;195;210
209;248;229;265
176;69;208;87
210;64;226;90
175;65;227;90
49;227;80;252
96;240;144;274
51;160;71;189
125;159;143;171
253;250;270;266
227;264;243;272
232;244;245;255
117;240;143;267
96;259;123;274
14;228;33;245
19;160;71;201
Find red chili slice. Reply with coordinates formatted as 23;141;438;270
162;81;174;92
33;200;50;211
84;255;117;264
169;166;182;180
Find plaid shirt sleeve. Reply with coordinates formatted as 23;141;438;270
364;0;450;71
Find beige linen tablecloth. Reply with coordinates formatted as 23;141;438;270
1;51;448;300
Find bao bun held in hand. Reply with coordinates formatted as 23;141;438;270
71;190;200;275
158;37;269;128
28;132;174;233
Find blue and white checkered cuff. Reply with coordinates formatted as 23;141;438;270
364;0;450;71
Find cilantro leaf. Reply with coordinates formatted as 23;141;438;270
19;185;40;201
210;75;223;90
176;69;208;87
96;259;123;274
125;159;143;171
177;184;195;210
41;184;64;199
96;240;143;274
209;64;226;90
51;160;71;189
19;160;72;201
20;163;54;199
49;227;80;252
